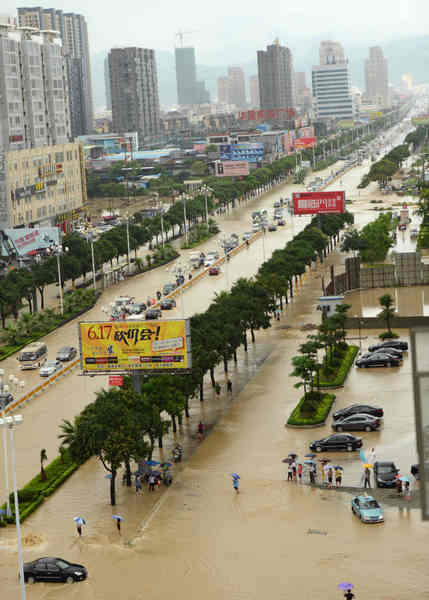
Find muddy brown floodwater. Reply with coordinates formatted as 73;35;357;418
2;131;429;600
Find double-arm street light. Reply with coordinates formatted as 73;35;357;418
200;185;213;225
47;244;69;315
0;414;26;600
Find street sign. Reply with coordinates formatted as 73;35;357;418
108;375;123;386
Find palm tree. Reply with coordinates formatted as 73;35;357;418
58;419;77;450
40;448;48;481
378;293;395;336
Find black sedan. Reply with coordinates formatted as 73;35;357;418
356;353;400;368
127;301;147;315
56;346;77;362
145;308;162;320
370;347;403;359
309;434;363;452
160;298;176;310
332;413;381;432
333;404;384;420
373;461;399;488
23;557;88;584
368;340;408;352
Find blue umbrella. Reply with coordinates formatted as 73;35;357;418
399;476;411;483
145;460;160;466
73;516;86;526
160;462;172;468
305;453;316;458
104;474;112;479
338;582;354;591
112;514;124;521
304;460;316;465
231;473;240;479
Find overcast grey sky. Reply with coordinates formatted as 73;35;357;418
4;0;424;60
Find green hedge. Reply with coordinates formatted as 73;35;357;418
287;393;336;426
1;453;78;525
318;345;359;388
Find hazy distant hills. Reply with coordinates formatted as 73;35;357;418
92;36;429;110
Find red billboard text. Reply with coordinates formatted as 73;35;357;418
293;137;316;149
293;191;345;215
237;108;295;121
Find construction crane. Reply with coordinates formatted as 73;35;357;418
175;29;198;47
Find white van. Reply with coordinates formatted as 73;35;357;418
18;342;48;370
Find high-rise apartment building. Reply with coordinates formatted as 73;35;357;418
108;47;160;145
295;72;307;96
312;41;353;121
18;7;93;138
257;39;295;111
227;66;246;108
249;75;260;108
365;46;388;106
104;56;112;110
175;46;210;105
217;76;229;103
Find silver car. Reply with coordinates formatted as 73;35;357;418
40;360;62;377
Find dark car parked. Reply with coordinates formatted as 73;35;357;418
333;404;384;420
373;461;399;488
160;299;176;310
23;557;88;584
309;433;363;452
163;283;176;296
56;346;77;362
356;353;400;368
145;308;162;320
369;347;403;359
368;340;408;352
332;413;381;432
0;391;14;408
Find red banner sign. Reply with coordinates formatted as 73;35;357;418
108;375;124;387
293;191;345;215
293;137;316;149
237;108;294;121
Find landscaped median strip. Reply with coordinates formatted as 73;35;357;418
4;357;80;416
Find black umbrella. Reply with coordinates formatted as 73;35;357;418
288;453;298;458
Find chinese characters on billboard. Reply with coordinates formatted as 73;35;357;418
219;143;264;163
293;137;317;149
293;191;345;215
78;319;192;373
215;161;250;177
237;108;295;121
1;227;61;256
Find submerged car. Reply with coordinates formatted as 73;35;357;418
209;266;220;276
160;298;176;310
356;353;400;368
368;340;408;352
23;557;88;584
39;360;62;377
332;414;381;432
309;434;363;452
268;223;277;231
373;461;399;488
351;496;384;523
145;308;162;320
333;404;384;420
56;346;77;362
366;347;403;360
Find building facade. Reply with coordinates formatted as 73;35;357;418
0;24;70;154
257;39;295;111
227;66;246;108
249;75;260;108
312;41;353;121
18;7;93;138
175;46;210;106
108;47;160;146
1;140;86;229
217;76;229;103
365;46;389;106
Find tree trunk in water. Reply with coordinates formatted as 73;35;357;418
243;333;248;352
233;350;237;363
38;288;45;310
251;328;255;343
279;296;283;310
125;459;132;487
185;397;190;416
210;368;216;387
158;435;163;449
178;413;183;426
289;279;293;298
171;414;177;433
223;356;228;372
199;382;204;402
110;470;116;506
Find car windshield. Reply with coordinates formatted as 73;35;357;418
20;352;36;360
45;361;57;367
377;465;394;473
56;559;70;569
361;500;379;509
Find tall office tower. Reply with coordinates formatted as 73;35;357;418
249;75;260;108
18;7;93;137
217;76;229;103
108;47;160;145
227;66;246;108
365;46;389;106
0;23;70;153
312;41;353;120
257;39;295;110
175;45;209;105
295;72;306;95
104;56;112;110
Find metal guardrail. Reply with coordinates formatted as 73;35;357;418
5;357;80;415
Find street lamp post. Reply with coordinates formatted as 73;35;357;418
49;245;69;315
0;369;10;518
125;213;131;274
261;227;266;262
181;194;189;245
0;415;25;600
355;314;362;351
88;234;97;290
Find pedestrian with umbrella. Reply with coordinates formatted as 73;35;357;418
338;583;355;599
112;514;123;535
135;474;142;493
73;516;86;537
334;466;343;487
231;473;240;493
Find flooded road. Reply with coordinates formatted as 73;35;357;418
2;125;428;600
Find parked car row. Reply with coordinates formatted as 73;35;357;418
356;339;408;368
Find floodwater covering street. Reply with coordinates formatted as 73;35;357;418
2;122;429;600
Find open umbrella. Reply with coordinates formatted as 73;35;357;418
334;465;344;470
305;453;316;458
73;516;86;526
231;473;240;479
112;514;123;521
399;476;411;483
304;460;316;465
338;582;354;591
160;462;172;468
145;460;160;466
104;474;112;479
282;458;292;463
288;453;298;458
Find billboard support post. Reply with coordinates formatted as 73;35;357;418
132;371;141;393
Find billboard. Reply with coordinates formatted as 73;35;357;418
237;108;295;121
412;116;429;126
293;137;316;149
79;319;192;373
1;227;60;256
219;143;264;163
215;161;249;177
293;191;345;215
